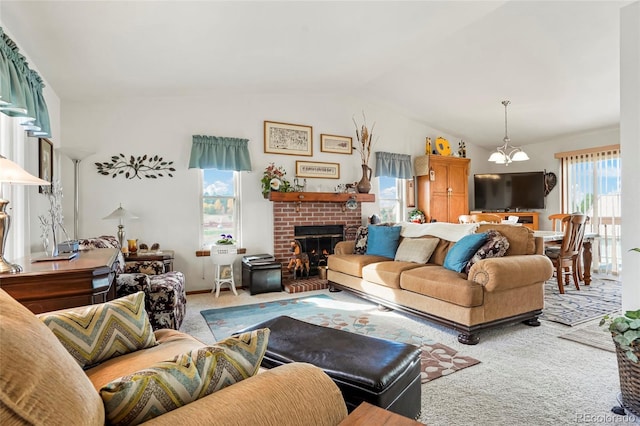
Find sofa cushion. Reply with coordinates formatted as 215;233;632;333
328;253;390;278
464;230;510;274
39;291;157;369
443;233;488;273
428;237;455;266
394;237;440;263
366;225;402;258
100;328;269;426
0;289;105;425
362;261;427;289
400;267;484;308
476;224;535;255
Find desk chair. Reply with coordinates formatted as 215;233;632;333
545;214;588;294
211;245;238;297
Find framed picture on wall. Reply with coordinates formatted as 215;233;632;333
295;161;340;179
407;178;416;207
320;134;352;154
264;121;313;156
38;138;53;193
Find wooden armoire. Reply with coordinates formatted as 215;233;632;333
416;155;470;223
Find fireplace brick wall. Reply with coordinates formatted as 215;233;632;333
272;201;363;276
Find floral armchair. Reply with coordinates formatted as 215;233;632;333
77;236;186;331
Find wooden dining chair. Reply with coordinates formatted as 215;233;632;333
548;213;571;232
471;213;503;223
458;214;474;224
544;214;588;294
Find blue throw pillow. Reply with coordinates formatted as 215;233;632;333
365;225;402;258
443;233;489;273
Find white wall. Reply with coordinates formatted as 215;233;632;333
620;1;640;310
61;94;466;291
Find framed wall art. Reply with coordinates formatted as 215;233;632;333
295;161;340;179
38;138;53;193
406;178;416;207
320;134;352;155
264;121;313;156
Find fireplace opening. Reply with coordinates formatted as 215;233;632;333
293;225;344;275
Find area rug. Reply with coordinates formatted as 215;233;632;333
559;321;616;353
201;294;480;383
540;276;621;326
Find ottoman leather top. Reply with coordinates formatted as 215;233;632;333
237;315;421;392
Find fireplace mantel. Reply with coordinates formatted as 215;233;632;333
268;192;375;203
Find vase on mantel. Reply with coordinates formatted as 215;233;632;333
357;164;372;194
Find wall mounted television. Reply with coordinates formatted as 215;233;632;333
474;171;546;211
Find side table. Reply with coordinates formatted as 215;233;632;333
124;250;175;273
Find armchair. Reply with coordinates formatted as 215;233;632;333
77;236;186;330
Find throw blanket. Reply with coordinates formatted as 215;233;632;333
400;222;479;242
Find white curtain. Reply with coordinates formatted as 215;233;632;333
559;146;621;274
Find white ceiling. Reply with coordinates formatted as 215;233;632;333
0;0;630;148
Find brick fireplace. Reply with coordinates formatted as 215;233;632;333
272;201;362;277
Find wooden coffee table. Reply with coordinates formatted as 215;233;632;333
339;402;425;425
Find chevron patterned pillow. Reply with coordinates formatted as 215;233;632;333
100;328;270;426
39;292;157;369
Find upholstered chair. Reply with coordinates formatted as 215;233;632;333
77;236;187;330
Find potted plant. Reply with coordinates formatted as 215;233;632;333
600;248;640;416
408;209;426;224
215;234;235;245
261;163;291;198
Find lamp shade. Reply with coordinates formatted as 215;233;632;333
102;204;139;221
511;151;530;162
0;155;51;186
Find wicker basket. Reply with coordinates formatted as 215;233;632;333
613;337;640;416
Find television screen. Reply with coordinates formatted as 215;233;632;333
474;171;546;211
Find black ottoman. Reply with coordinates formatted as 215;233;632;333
236;316;422;419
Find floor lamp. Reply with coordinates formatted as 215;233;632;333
0;155;51;274
57;147;94;240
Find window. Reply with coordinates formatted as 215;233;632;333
378;176;404;223
556;145;621;274
202;169;239;248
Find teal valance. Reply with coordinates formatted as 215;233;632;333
374;151;412;179
189;135;252;171
0;27;51;137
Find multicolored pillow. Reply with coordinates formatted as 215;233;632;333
39;292;157;369
353;226;369;254
464;230;510;273
100;328;270;426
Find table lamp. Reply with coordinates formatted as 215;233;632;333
0;155;51;274
102;204;138;249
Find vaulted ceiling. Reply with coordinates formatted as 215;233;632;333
1;1;630;148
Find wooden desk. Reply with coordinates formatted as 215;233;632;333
534;231;596;285
339;402;424;425
0;248;118;313
125;250;175;273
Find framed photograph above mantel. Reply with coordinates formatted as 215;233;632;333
38;138;53;193
320;134;352;154
264;121;313;156
295;160;340;179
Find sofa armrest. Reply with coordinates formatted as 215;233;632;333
141;362;348;426
468;255;554;292
334;240;355;255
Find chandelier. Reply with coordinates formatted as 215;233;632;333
488;100;529;165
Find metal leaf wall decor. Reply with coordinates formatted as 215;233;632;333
96;154;176;180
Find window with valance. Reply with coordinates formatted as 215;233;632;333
374;151;412;179
0;27;51;137
188;135;252;171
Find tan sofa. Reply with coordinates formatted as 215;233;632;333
328;223;553;344
0;289;348;426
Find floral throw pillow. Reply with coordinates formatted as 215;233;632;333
353;226;369;254
464;230;510;274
